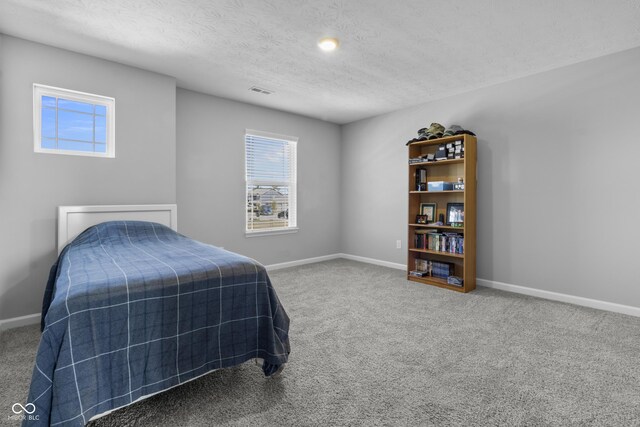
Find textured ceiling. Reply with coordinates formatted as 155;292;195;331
1;0;640;124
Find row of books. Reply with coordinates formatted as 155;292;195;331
408;140;465;164
414;230;464;254
437;140;464;160
411;259;455;279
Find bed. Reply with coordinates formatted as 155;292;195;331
24;205;290;426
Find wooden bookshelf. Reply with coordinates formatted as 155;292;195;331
407;134;477;293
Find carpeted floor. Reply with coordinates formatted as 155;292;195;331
2;259;640;426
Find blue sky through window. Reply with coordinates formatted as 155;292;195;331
41;95;107;152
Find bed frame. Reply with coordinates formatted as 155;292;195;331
57;204;177;254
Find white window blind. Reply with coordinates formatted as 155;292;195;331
245;130;297;234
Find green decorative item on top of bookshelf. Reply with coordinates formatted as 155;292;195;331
446;203;464;226
419;203;436;223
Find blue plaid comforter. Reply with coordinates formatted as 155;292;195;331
24;221;290;426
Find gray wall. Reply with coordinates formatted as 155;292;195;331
341;46;640;308
176;88;341;266
0;35;177;320
3;33;639;320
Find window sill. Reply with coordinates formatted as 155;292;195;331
245;227;299;238
34;148;115;158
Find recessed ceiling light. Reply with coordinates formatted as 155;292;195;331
318;37;339;52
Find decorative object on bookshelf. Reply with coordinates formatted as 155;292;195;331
415;258;430;272
406;124;475;146
409;270;430;278
446;203;464;226
415;215;428;224
443;125;464;137
427;181;454;192
447;276;463;286
419;203;436;222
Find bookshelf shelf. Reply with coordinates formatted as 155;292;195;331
408;248;465;259
409;158;465;167
407;134;467;148
409;190;465;194
407;134;476;293
407;275;466;292
409;223;464;231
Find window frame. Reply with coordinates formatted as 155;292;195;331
245;129;298;237
33;83;116;158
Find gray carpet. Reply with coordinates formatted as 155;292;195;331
2;259;640;426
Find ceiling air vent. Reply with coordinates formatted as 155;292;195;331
249;86;273;95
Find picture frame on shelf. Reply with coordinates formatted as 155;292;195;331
419;203;436;223
446;203;464;226
415;215;428;224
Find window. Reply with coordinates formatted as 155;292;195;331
245;130;298;235
33;84;115;157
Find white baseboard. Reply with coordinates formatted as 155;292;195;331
477;278;640;318
0;312;40;331
265;253;405;271
265;253;342;271
338;253;406;271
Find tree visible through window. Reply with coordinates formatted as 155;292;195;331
245;131;297;234
33;84;115;157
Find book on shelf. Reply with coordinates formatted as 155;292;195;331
415;168;427;191
453;141;464;159
432;260;454;279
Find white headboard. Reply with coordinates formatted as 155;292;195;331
57;204;178;254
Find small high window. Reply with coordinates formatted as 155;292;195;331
33;84;115;157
